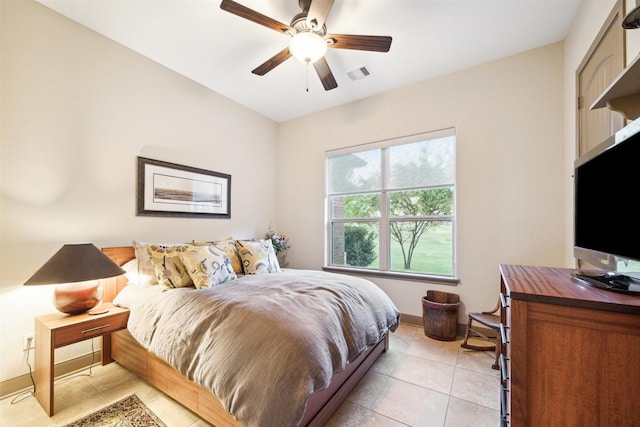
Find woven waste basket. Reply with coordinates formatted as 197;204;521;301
422;290;460;341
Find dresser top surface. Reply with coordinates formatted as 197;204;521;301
500;264;640;314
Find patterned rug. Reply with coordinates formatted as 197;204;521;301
63;394;166;427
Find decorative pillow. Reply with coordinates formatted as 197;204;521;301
180;245;237;289
235;239;281;274
146;244;193;291
193;237;243;274
132;241;158;285
113;282;163;309
121;258;140;284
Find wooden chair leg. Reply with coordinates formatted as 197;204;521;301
461;318;496;352
462;316;473;345
461;300;502;370
491;338;500;370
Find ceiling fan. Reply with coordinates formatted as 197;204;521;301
220;0;392;91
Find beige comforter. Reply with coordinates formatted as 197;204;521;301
127;269;399;427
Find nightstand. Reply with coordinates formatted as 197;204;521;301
34;303;129;416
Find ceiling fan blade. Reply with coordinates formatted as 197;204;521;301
251;47;292;76
326;34;392;52
313;57;338;91
220;0;293;34
306;0;335;30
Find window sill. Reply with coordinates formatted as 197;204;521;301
322;266;460;285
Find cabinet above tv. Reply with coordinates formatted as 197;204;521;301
591;53;640;120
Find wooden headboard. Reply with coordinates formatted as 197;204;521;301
102;246;135;303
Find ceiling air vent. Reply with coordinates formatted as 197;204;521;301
347;66;371;81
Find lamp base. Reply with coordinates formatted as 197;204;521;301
54;280;104;315
87;306;110;315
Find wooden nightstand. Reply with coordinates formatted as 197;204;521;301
34;303;129;416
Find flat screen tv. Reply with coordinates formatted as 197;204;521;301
574;118;640;294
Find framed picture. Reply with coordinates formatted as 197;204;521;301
137;157;231;218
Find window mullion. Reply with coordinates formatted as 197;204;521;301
379;148;390;271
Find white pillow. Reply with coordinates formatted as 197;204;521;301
121;258;139;284
113;283;163;309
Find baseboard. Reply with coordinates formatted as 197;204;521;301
399;313;422;326
400;313;496;338
0;351;102;399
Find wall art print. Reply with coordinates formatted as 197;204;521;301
137;157;231;219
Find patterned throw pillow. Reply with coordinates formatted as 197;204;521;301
235;239;281;274
132;241;159;285
193;237;243;274
147;245;193;291
180;244;237;289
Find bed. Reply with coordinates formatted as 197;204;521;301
101;245;399;427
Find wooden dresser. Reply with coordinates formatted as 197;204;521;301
499;265;640;426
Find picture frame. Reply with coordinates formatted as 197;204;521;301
137;157;231;218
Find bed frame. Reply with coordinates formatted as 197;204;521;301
101;246;389;427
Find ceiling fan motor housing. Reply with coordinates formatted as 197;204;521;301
290;13;327;36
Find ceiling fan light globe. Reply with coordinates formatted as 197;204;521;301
289;31;327;64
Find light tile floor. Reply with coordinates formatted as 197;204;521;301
0;324;500;426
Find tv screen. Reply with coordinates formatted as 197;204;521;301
574;119;640;271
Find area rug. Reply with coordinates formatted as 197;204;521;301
63;394;166;427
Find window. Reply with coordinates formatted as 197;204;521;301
326;129;455;278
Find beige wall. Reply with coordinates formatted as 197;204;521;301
278;42;566;321
0;0;278;383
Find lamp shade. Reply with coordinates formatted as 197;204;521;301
24;243;126;314
24;243;125;285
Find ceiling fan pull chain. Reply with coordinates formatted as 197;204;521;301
306;62;310;92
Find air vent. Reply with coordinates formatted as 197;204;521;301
347;66;371;81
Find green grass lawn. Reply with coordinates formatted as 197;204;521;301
389;224;453;275
360;223;453;276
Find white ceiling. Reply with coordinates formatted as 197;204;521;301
37;0;581;123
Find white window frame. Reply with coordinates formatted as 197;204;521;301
323;128;458;284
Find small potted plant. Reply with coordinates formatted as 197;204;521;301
265;227;290;266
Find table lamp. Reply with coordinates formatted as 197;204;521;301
23;243;126;315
